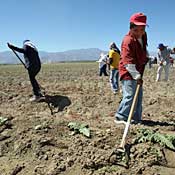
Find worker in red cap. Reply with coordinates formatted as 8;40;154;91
115;12;148;124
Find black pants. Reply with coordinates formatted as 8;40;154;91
28;66;41;96
99;64;108;76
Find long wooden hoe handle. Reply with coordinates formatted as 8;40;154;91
11;48;27;69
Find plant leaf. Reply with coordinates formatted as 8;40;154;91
68;122;80;130
0;117;8;126
68;122;90;137
79;127;90;137
135;128;175;151
153;134;175;150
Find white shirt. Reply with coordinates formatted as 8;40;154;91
97;55;107;68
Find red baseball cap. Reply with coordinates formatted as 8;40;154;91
130;12;147;26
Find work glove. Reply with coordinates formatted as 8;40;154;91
7;42;13;49
159;62;163;66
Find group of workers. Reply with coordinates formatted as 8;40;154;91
97;12;175;124
6;12;175;126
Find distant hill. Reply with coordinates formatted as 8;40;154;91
0;48;106;64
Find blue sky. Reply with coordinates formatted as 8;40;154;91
0;0;175;52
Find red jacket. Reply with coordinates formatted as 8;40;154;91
119;32;148;80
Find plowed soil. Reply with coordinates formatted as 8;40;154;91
0;63;175;175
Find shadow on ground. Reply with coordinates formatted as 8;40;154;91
41;95;71;115
141;119;175;127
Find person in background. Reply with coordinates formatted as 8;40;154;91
156;43;175;81
148;56;154;68
169;56;174;67
108;42;120;94
7;40;43;102
97;52;108;76
115;12;148;124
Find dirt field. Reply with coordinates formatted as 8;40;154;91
0;62;175;175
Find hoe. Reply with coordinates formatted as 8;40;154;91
116;83;141;152
9;47;54;115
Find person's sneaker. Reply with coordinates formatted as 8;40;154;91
29;95;45;102
131;120;142;125
113;90;118;95
114;117;127;125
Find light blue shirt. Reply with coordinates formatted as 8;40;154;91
157;47;171;64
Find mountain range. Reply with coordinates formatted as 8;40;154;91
0;48;160;65
0;48;106;64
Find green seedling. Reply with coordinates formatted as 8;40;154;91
68;122;90;137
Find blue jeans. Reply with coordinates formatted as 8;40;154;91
110;69;119;91
115;80;143;121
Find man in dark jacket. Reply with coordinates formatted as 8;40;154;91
7;40;43;102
